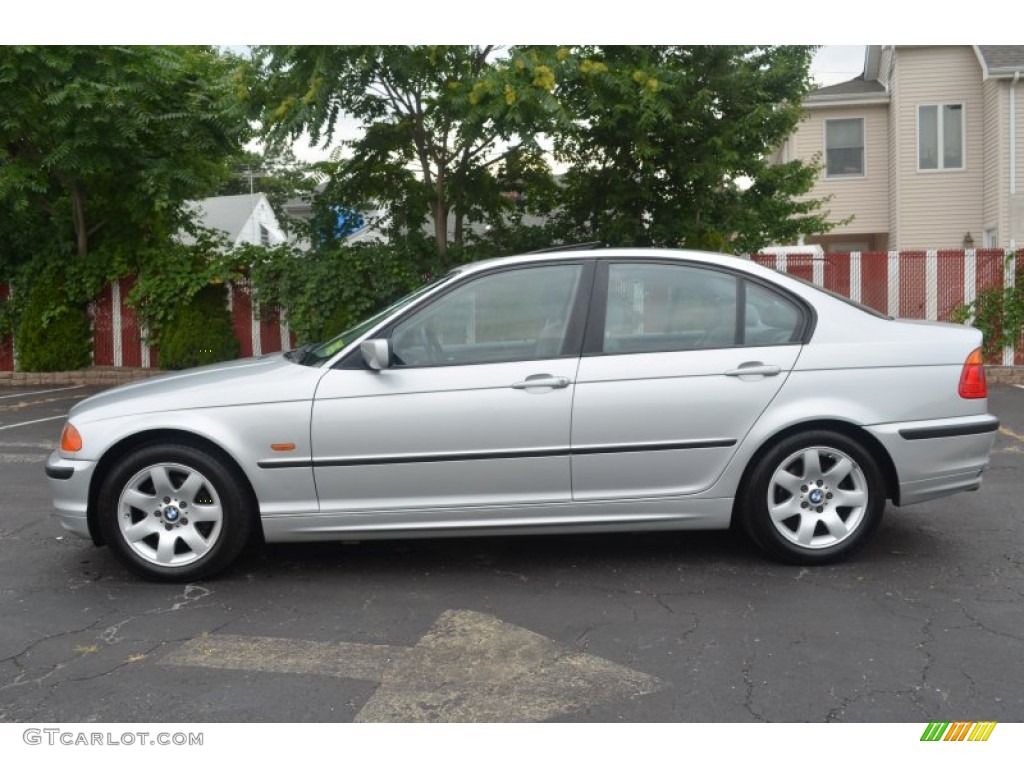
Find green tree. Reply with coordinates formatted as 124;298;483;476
0;46;252;370
256;45;559;264
538;45;832;253
0;45;251;265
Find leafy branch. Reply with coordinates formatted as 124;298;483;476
950;251;1023;360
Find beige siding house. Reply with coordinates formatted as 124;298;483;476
782;46;1024;252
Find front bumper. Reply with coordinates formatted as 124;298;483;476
45;451;98;540
865;414;999;506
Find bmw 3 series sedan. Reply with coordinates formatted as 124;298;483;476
46;249;999;581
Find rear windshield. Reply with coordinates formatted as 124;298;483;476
781;271;892;320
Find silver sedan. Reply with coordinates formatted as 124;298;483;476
46;249;999;581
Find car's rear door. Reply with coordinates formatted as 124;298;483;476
570;259;808;501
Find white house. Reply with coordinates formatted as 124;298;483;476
778;46;1024;252
183;193;288;247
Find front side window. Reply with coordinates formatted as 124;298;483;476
391;264;583;366
825;118;865;177
298;273;459;365
919;104;963;170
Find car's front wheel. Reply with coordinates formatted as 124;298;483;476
741;431;885;565
97;444;253;581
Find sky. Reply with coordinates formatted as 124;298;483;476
5;1;1010;44
811;46;866;86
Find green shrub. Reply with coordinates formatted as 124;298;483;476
15;276;92;372
156;284;239;370
246;240;435;345
950;252;1023;360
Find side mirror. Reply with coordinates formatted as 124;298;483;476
360;339;391;371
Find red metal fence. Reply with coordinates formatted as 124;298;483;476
88;278;294;369
0;250;1019;371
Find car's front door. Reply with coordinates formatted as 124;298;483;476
571;260;808;501
311;262;591;519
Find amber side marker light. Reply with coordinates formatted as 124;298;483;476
958;348;988;399
61;423;83;453
271;443;296;452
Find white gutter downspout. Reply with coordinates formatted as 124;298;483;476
1008;72;1019;366
1011;71;1019;252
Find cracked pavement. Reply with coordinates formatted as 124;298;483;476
0;384;1021;722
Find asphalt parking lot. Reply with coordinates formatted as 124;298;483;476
0;383;1022;723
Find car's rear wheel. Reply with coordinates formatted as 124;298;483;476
742;431;885;565
97;444;252;582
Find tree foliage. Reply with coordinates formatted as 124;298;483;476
950;252;1024;360
14;271;92;372
0;46;253;370
0;45;251;266
157;284;239;370
125;230;243;338
256;45;831;261
255;45;560;264
536;45;831;253
244;239;436;344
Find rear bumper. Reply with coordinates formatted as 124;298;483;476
45;451;97;540
865;414;999;506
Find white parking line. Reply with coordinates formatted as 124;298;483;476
0;453;46;463
0;385;84;400
0;415;67;431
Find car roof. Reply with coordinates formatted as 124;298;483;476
457;247;784;282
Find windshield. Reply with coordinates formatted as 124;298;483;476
287;272;459;366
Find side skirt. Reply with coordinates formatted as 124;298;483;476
260;497;733;543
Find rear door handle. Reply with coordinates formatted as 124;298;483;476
511;375;571;390
725;363;781;377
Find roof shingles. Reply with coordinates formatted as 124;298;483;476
806;75;887;103
976;46;1024;73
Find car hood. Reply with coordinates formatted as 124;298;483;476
69;354;325;424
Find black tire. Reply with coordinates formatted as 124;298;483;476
741;430;885;565
97;443;253;582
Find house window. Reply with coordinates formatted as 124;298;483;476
918;104;964;171
259;224;270;246
825;118;864;177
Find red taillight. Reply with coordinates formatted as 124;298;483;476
958;348;987;399
61;423;82;453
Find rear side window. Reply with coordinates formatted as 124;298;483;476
603;263;738;353
598;262;809;354
744;281;803;345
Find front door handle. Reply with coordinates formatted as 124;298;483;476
511;375;571;390
725;363;781;377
